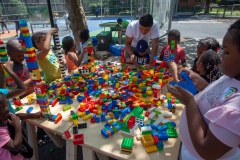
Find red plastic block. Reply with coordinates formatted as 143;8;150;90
145;111;150;117
90;118;95;123
64;130;71;138
73;134;84;145
52;98;58;107
128;116;136;129
153;136;160;145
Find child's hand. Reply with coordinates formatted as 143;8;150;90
48;28;58;35
7;113;21;129
32;111;43;118
82;47;88;54
169;61;177;70
130;54;137;64
179;68;200;86
167;84;195;106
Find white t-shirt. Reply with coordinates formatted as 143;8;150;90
80;40;89;63
125;20;159;47
63;14;69;23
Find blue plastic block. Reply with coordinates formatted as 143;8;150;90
101;129;109;138
170;122;176;127
95;117;100;123
26;61;38;69
158;131;168;140
168;102;172;109
66;95;71;100
107;102;113;111
85;109;90;115
152;129;158;136
67;99;73;104
26;107;33;113
59;100;67;104
104;123;111;128
159;125;168;131
101;116;105;122
180;72;195;87
92;114;96;118
102;104;107;110
178;81;197;95
51;115;57;121
77;96;85;102
64;76;71;81
108;127;114;135
101;112;106;116
112;100;117;106
112;122;117;127
156;141;164;148
114;113;119;119
66;88;71;92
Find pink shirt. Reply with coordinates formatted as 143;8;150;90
160;45;186;64
179;75;240;159
0;126;29;160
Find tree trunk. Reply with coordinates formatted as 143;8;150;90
65;0;88;52
204;0;211;14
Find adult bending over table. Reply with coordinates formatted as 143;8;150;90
125;13;159;69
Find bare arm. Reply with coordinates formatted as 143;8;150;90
125;36;134;57
169;62;179;82
3;62;27;98
2;113;22;152
36;28;58;60
16;111;42;120
0;64;6;88
68;48;88;67
150;37;159;64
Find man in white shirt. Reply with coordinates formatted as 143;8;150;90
125;13;159;69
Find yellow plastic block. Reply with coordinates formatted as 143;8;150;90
107;119;113;125
145;145;158;153
77;112;86;118
83;114;92;121
146;90;153;96
142;134;154;147
108;112;114;119
166;92;171;98
73;119;79;126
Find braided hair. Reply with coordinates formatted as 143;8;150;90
199;50;222;83
228;19;240;51
62;36;74;55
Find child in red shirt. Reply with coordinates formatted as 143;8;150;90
159;29;186;67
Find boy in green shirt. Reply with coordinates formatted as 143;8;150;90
116;18;129;44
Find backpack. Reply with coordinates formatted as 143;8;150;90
7;122;33;159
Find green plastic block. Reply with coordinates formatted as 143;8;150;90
121;138;133;149
165;122;174;129
142;93;147;97
142;131;152;136
153;109;161;115
157;147;163;151
166;128;178;138
167;98;172;102
150;119;156;124
71;114;78;120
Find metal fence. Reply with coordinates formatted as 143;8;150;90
0;0;173;39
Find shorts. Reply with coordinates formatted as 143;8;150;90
1;22;6;28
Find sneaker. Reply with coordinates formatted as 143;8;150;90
37;139;45;147
2;32;4;34
8;31;10;33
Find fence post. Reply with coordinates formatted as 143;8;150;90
168;0;174;33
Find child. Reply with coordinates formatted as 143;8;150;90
6;39;34;99
191;38;220;73
62;36;87;73
159;29;186;67
31;28;61;83
167;19;240;159
79;29;90;62
170;50;221;84
125;40;150;65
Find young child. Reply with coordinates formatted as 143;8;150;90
170;50;221;84
62;36;87;73
167;20;240;160
159;29;186;67
125;40;150;65
191;38;220;73
79;29;90;62
6;39;34;99
31;28;61;83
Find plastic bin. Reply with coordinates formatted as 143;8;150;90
110;44;125;56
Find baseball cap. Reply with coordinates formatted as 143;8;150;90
136;40;148;53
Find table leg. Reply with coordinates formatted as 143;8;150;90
82;146;96;160
118;30;122;45
26;123;39;160
66;140;77;160
44;130;64;148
